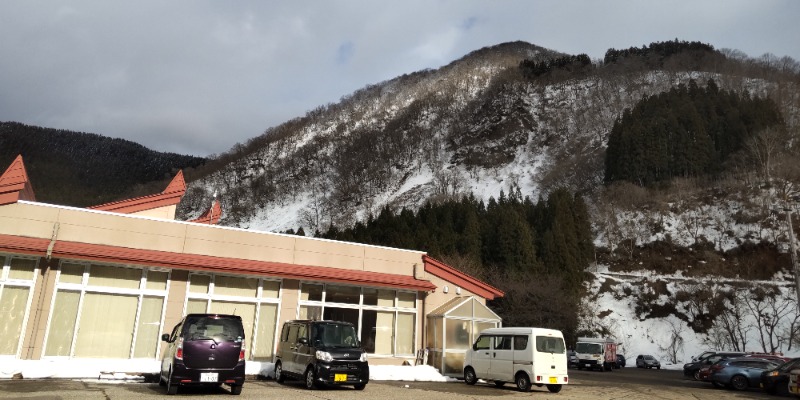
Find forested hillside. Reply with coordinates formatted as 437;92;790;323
177;39;800;348
0;122;206;206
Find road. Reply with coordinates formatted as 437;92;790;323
0;367;788;399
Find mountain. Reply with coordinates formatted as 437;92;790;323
179;40;799;234
0;122;207;206
179;39;800;351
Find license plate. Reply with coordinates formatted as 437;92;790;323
549;377;558;384
334;373;347;382
584;363;591;368
200;372;218;382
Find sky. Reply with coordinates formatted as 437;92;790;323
1;1;798;157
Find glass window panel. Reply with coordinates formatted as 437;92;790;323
74;293;138;358
8;258;37;280
300;284;322;301
0;286;30;355
426;317;437;348
443;352;465;375
361;310;394;354
323;307;359;327
397;292;415;308
535;336;565;353
59;263;85;284
186;299;207;314
473;321;496;345
253;303;278;359
325;285;360;304
445;320;472;350
474;335;491;350
45;290;80;356
261;280;280;299
474;300;498;320
449;300;473;318
87;265;141;289
133;296;164;358
189;274;211;294
396;312;415;355
363;288;394;306
209;301;256;346
145;271;168;291
214;275;258;297
299;305;321;320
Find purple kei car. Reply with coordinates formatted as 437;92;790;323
160;314;246;395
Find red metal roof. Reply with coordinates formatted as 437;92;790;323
0;233;437;291
189;200;222;224
88;171;186;214
0;155;36;205
423;255;504;300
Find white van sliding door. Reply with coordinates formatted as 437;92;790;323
489;335;514;381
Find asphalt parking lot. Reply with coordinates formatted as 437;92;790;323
0;368;786;400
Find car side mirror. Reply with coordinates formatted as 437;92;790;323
299;337;308;345
473;343;478;351
161;333;170;342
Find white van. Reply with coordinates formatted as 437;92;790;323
463;327;568;393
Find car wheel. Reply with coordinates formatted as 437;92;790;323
515;372;531;392
494;381;505;387
275;361;285;384
166;368;178;395
354;383;366;390
693;371;700;380
657;366;660;370
229;384;242;395
730;375;748;391
464;367;477;385
304;367;316;390
547;384;562;393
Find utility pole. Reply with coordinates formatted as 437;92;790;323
787;205;800;304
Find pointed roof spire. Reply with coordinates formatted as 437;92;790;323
189;199;222;225
88;170;186;215
0;155;36;205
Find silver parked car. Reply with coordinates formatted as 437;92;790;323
636;354;661;369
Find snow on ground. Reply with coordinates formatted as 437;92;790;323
0;359;454;382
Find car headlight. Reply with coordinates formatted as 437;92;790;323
359;352;368;362
316;350;333;362
765;371;779;377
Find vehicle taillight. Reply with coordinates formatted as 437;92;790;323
239;341;246;362
175;338;184;360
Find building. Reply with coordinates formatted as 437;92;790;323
0;155;503;375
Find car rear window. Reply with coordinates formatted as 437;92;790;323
184;316;244;341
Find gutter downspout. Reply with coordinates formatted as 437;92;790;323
46;222;59;260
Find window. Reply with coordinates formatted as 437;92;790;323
186;273;282;360
474;336;491;350
0;256;37;357
494;336;512;350
297;283;417;356
44;262;167;359
535;336;565;354
514;335;528;350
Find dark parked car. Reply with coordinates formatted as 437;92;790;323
160;314;246;395
709;357;781;391
616;354;626;368
683;352;746;379
636;355;660;369
275;320;369;390
761;357;800;395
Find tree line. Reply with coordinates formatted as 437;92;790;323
316;187;593;341
0;122;206;206
604;79;784;187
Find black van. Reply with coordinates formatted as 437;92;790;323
160;314;246;395
274;320;369;390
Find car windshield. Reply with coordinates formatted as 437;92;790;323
184;316;244;342
312;323;360;349
576;342;602;354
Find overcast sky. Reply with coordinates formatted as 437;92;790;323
1;1;798;157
